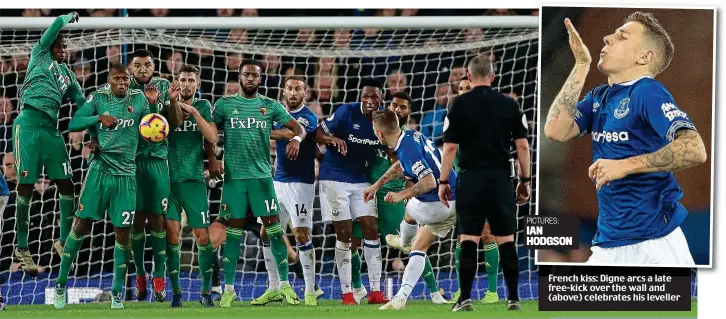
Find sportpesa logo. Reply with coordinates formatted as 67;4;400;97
348;134;379;145
592;131;629;143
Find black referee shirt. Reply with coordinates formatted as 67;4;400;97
443;85;527;170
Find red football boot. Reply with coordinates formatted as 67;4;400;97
135;275;148;301
342;292;358;305
368;291;389;304
153;277;166;302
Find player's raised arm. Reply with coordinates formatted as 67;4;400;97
167;81;184;129
544;18;592;142
178;102;218;143
66;75;87;108
39;12;79;49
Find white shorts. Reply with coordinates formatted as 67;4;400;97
319;180;377;222
273;181;315;230
406;197;456;238
587;226;695;266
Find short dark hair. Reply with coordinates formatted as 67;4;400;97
52;36;67;47
624;12;674;75
132;49;154;59
285;75;307;86
239;59;262;71
467;55;493;80
361;78;384;91
108;62;129;76
178;64;200;76
372;109;400;132
391;91;411;104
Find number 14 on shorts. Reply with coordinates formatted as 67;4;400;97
265;199;277;212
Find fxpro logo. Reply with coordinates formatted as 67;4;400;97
175;120;199;132
101;119;135;131
229;117;267;129
348;134;379;146
592;131;629;143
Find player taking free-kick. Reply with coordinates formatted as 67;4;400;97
365;109;458;310
167;64;220;307
214;60;306;308
544;13;707;265
356;92;446;304
55;63;151;310
252;76;319;306
12;12;82;276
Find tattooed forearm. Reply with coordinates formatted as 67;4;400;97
375;161;404;187
401;174;436;199
544;64;589;141
627;130;707;173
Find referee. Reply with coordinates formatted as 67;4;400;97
438;55;531;311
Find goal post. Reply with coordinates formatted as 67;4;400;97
0;15;539;305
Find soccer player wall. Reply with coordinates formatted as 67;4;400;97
0;13;539;305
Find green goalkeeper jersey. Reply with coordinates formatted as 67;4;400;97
213;93;293;180
168;98;214;183
69;88;150;176
18;13;85;125
365;125;408;193
132;77;171;160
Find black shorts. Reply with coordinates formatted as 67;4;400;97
456;169;517;237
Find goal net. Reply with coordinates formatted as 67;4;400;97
0;16;539;304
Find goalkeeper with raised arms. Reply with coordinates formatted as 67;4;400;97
12;12;83;276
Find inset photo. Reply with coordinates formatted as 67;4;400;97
537;6;715;267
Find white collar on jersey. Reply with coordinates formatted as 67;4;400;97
393;131;405;152
618;75;652;86
289;104;306;114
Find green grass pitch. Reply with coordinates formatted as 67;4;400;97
0;299;697;318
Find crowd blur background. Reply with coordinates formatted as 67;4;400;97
538;7;713;265
0;8;538;297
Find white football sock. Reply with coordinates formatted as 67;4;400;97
364;239;382;291
398;251;426;298
262;241;281;291
400;220;418;246
225;284;235;293
335;240;352;294
297;239;316;294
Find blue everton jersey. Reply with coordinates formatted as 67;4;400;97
575;77;696;248
319;102;385;183
274;105;318;184
394;130;456;202
0;173;8;196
